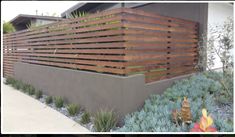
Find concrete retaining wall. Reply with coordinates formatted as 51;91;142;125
14;62;193;121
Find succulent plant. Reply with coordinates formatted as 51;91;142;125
190;109;217;132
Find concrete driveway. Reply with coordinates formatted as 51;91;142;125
1;83;90;133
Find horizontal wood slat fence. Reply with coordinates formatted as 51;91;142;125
3;8;199;83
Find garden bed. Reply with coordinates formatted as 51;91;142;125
4;71;233;132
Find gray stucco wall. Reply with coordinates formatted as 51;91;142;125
14;62;193;122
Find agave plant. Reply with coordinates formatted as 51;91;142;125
68;11;88;19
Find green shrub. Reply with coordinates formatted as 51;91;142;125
27;85;35;95
35;90;43;99
54;96;64;108
22;84;30;93
94;110;117;132
46;96;53;104
3;22;15;34
5;77;16;85
11;80;18;89
12;80;23;90
81;111;91;124
118;73;233;132
67;104;80;116
8;79;24;90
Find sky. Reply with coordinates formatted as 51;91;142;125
1;1;79;22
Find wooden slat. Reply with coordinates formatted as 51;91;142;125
145;67;196;83
124;53;197;61
21;56;126;68
123;8;198;26
123;28;198;39
13;48;196;55
6;35;125;46
123;22;197;34
8;53;125;61
124;35;198;43
122;13;197;30
21;29;124;43
5;43;125;49
22;60;125;74
124;42;197;48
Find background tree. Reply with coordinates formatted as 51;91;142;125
207;18;233;75
3;22;15;34
197;18;233;104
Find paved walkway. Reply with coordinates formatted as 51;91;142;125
2;83;90;133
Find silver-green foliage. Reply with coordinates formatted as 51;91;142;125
214;116;233;132
204;71;233;104
117;73;233;132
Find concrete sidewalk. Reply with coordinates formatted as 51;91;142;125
2;83;90;133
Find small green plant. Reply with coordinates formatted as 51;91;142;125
67;104;80;116
5;77;15;85
14;80;24;90
94;110;117;132
35;90;43;99
27;85;35;95
22;84;30;93
46;96;53;104
8;78;21;90
54;96;64;108
81;111;91;124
